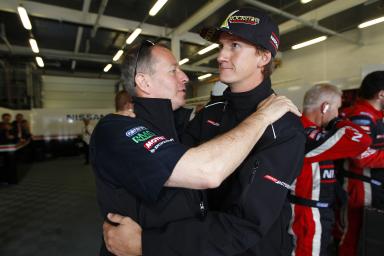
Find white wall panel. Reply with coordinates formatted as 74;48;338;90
272;22;384;109
41;75;117;109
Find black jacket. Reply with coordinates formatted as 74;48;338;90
181;78;306;255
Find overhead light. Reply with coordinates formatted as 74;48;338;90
126;28;142;44
358;16;384;29
17;6;32;30
104;64;112;72
29;38;39;53
300;0;312;4
198;43;219;55
35;57;44;67
287;86;301;91
198;73;212;80
149;0;168;16
291;36;327;50
113;50;124;61
179;58;189;65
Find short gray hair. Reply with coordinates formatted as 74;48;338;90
303;83;342;111
120;43;156;96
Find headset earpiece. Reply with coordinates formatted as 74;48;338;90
322;103;330;114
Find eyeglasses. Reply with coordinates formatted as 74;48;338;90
133;40;155;86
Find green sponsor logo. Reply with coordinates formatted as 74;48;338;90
132;130;156;143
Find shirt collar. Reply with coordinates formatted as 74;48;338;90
223;77;274;111
133;97;179;141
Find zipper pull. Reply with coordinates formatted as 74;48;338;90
200;201;206;217
249;160;259;184
223;101;228;112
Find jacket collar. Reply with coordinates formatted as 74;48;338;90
300;115;318;129
133;97;179;141
223;77;274;111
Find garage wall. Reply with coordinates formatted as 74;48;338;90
41;76;117;109
272;22;384;108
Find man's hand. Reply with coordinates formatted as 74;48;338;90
103;213;142;256
257;94;301;123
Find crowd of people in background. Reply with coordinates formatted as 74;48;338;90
0;112;31;144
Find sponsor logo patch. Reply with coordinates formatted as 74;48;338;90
149;138;174;153
322;169;335;179
131;130;156;143
358;148;377;159
207;120;220;127
353;119;371;125
229;15;260;25
270;32;279;50
126;126;147;137
263;175;292;190
144;136;166;150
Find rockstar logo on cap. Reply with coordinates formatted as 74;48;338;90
229;15;260;25
220;10;239;29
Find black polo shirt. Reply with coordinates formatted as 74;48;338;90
91;112;187;203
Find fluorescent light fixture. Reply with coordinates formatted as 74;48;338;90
17;6;32;30
29;38;39;53
35;57;44;67
126;28;142;44
291;36;327;50
198;43;219;55
287;86;301;91
113;50;124;61
179;58;189;65
198;73;212;80
300;0;312;4
149;0;168;16
358;16;384;29
104;64;112;72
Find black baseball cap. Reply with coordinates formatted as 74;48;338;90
200;8;280;57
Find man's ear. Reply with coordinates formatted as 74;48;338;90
258;51;272;67
378;90;384;100
135;73;151;95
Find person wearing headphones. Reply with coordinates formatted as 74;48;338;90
337;71;384;255
289;84;371;255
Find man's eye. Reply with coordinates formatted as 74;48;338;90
232;43;240;48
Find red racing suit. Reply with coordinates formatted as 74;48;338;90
338;100;384;256
289;116;371;256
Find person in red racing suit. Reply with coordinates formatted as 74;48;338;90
289;84;371;256
338;71;384;256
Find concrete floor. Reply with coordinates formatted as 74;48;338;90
0;156;102;256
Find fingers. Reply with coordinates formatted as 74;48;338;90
103;221;114;252
107;213;126;224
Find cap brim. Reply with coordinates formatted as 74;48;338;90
200;26;257;47
200;26;230;43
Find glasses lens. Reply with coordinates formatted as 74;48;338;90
133;40;155;86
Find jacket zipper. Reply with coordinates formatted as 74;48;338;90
240;160;259;205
